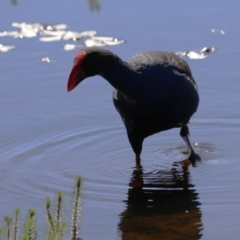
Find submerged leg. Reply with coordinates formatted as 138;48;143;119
180;124;201;163
135;155;142;168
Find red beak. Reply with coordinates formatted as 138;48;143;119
67;65;86;92
67;51;87;92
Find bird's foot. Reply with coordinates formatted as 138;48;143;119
188;151;201;165
173;151;201;170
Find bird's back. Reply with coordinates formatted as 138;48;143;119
129;51;194;81
113;51;199;138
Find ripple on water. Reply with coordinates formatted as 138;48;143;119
1;121;239;198
1;120;240;240
0;122;132;204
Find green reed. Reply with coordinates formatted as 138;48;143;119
0;176;83;240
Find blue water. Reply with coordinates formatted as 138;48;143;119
1;0;240;239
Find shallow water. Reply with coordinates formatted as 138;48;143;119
1;0;240;239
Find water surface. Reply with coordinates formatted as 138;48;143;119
1;1;240;239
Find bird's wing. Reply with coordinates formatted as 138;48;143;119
129;51;194;81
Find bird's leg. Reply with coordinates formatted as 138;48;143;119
127;131;143;169
180;124;201;163
135;155;142;169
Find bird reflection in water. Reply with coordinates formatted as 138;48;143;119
118;160;203;240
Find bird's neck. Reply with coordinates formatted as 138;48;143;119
99;57;140;99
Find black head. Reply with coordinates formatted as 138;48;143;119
67;48;115;91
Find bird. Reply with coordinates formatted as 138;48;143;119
67;47;200;167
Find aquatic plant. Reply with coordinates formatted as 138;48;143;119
22;209;37;240
0;228;3;240
3;216;11;240
44;192;66;240
13;208;20;240
0;176;83;240
70;176;82;240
